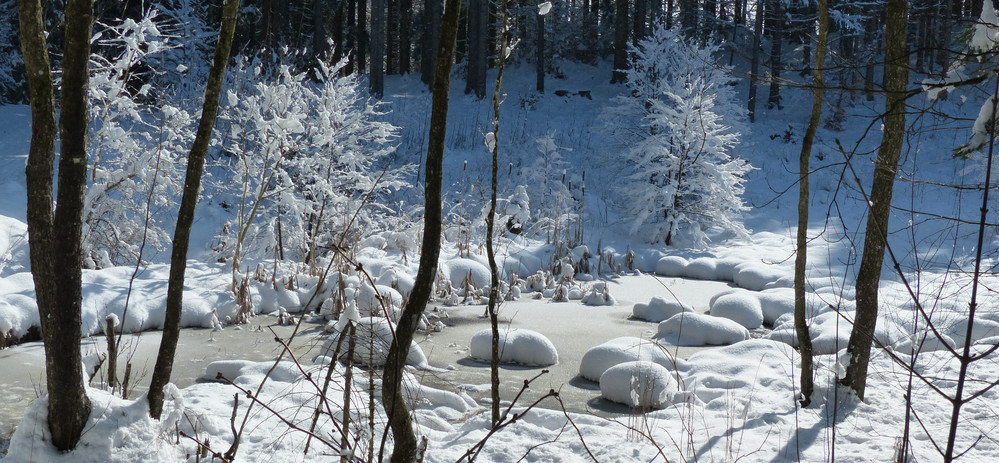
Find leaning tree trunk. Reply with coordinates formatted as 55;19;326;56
381;0;462;459
147;0;241;419
841;0;908;401
794;0;827;408
17;0;94;450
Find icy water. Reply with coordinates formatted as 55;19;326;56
0;274;736;437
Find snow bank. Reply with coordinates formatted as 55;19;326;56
732;262;792;291
578;337;677;381
632;295;694;322
654;256;688;277
318;317;428;368
683;257;718;280
443;258;492;289
4;386;183;463
683;339;795;407
656;312;750;346
709;292;764;329
470;328;558;366
599;360;677;409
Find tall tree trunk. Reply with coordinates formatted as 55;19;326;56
371;0;386;96
611;0;628;83
17;0;94;450
537;9;545;92
358;0;367;74
382;0;461;459
487;0;510;427
147;0;241;419
421;0;442;85
748;0;764;122
841;0;908;401
400;0;411;73
387;0;398;74
465;0;486;98
633;0;647;46
681;0;697;36
795;0;827;408
766;0;783;109
347;0;357;74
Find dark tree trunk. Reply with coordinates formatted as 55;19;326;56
633;0;647;46
766;0;783;109
795;0;827;408
680;0;697;36
537;10;545;92
747;0;764;122
147;0;241;419
465;0;486;98
347;0;357;74
611;0;628;83
382;0;461;458
17;0;94;450
421;0;442;85
400;0;411;73
387;0;397;74
321;0;337;63
358;0;368;74
371;0;385;96
841;0;908;401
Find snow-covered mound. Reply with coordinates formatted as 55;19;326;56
656;312;750;346
600;360;677;409
654;256;688;277
580;282;616;306
633;295;694;322
709;292;764;329
578;337;677;381
318;317;428;368
683;257;719;280
442;258;492;289
684;340;796;406
470;328;558;366
732;262;792;291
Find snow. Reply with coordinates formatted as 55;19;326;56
442;258;492;289
632;295;694;322
654;256;688;277
656;313;750;346
318;317;428;368
469;328;558;366
599;360;677;409
578;337;677;382
709;291;764;329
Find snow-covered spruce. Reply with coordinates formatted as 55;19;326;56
470;328;558;366
599;360;677;409
656;312;750;346
579;337;678;382
633;295;694;322
605;26;751;246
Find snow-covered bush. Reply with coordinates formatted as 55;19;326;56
606;26;751;246
579;337;677;382
709;292;764;329
600;360;677;409
83;11;192;267
656;312;750;346
633;296;694;323
211;56;405;269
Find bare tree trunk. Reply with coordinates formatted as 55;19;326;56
841;0;908;401
465;0;486;98
387;0;398;74
536;9;545;92
400;0;411;73
611;0;628;83
747;0;764;122
486;0;511;427
795;0;827;408
148;0;241;419
633;0;646;46
382;0;462;458
370;0;385;96
421;0;442;85
766;0;783;110
17;0;94;449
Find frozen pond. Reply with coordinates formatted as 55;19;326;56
0;274;738;437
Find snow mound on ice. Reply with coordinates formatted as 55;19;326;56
732;262;792;291
654;256;688;277
581;282;616;306
683;257;718;280
579;337;677;381
470;328;558;366
318;317;427;368
656;313;749;346
710;292;764;329
633;296;694;322
443;258;492;289
600;360;677;409
684;340;795;406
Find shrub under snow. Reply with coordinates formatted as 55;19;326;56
709;292;764;329
655;256;688;277
579;336;677;381
633;296;694;322
656;313;749;346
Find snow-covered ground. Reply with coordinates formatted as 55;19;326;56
2;57;999;462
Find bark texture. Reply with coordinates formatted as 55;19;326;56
841;0;908;400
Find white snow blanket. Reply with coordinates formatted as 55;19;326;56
470;328;558;366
